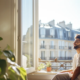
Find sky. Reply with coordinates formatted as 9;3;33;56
39;0;80;29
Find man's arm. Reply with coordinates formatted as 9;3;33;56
60;69;73;73
71;67;80;80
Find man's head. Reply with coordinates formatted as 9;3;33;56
74;34;80;50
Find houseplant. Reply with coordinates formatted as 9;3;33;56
0;37;15;80
37;63;45;71
0;37;27;80
46;61;51;72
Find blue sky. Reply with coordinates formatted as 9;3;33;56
39;0;80;29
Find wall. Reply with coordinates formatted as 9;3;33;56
0;0;18;62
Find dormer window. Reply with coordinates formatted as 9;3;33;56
68;31;71;37
50;29;55;37
60;29;63;38
40;28;45;38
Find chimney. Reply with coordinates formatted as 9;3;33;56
66;22;72;29
48;20;55;26
57;21;65;27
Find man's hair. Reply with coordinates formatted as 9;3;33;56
75;34;80;39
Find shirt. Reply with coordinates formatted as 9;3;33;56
69;53;80;78
72;53;80;71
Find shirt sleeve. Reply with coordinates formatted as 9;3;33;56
77;54;80;67
72;54;76;71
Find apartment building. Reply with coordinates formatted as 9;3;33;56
39;20;80;70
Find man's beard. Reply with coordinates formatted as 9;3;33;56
74;45;80;49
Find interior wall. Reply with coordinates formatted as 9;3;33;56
0;0;18;62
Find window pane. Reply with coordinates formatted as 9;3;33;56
21;0;33;68
39;0;80;71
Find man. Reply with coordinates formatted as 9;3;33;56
52;34;80;80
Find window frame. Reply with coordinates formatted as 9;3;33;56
18;0;39;74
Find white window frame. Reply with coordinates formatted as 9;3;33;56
18;0;39;74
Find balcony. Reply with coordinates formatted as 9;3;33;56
59;46;64;49
41;57;46;60
68;37;72;40
49;35;55;38
64;46;67;49
60;36;63;39
49;57;55;60
58;57;72;60
49;45;55;49
40;45;46;49
68;46;72;50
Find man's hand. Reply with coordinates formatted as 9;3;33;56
60;70;73;73
69;71;73;74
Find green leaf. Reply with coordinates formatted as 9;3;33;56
4;45;13;52
0;37;3;41
0;50;3;56
3;50;15;62
0;67;1;73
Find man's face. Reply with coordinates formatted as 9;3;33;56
73;38;80;49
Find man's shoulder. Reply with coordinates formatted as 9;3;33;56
73;53;77;58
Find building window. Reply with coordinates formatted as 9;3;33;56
41;41;45;45
68;31;71;40
60;30;63;38
50;41;54;45
41;51;45;60
50;51;55;60
40;41;45;49
40;28;45;38
50;29;55;37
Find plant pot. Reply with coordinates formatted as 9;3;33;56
0;59;7;75
47;67;51;72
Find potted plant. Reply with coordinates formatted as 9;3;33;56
46;61;51;72
0;37;15;79
37;63;45;71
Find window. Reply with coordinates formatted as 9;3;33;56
40;28;45;38
21;0;34;69
58;51;62;59
50;51;54;57
68;31;71;37
18;0;38;73
50;51;54;60
41;41;45;45
50;29;55;37
60;30;63;38
41;51;45;60
40;41;45;49
17;0;80;74
50;41;54;45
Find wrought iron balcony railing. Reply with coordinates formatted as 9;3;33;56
49;45;55;49
58;57;72;60
41;57;46;60
64;46;67;49
49;57;55;60
40;45;46;49
59;46;64;49
68;37;72;40
68;46;72;50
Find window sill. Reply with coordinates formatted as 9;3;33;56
28;70;58;80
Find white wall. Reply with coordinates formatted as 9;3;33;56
0;0;18;62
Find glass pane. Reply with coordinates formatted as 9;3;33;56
21;0;33;68
39;0;80;72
